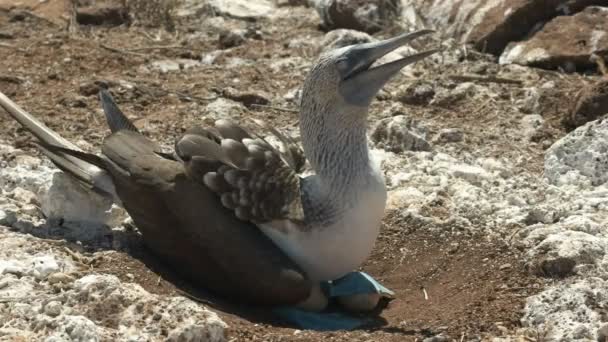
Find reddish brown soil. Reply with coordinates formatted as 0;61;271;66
0;1;572;341
79;210;541;341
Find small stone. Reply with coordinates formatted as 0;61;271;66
204;98;246;119
59;96;88;108
395;81;435;106
450;164;489;186
370;115;431;152
44;301;62;317
2;265;26;277
48;272;76;285
20;204;39;217
218;29;246;49
9;187;38;204
437;128;464;143
431;83;476;107
207;0;275;20
521;114;544;140
31;256;60;280
499;263;512;270
148;59;202;73
423;334;449;342
79;81;101;97
221;87;271;107
14;154;42;168
76;5;130;26
314;0;402;34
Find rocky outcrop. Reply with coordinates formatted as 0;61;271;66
500;7;608;71
0;230;227;341
313;0;401;33
402;0;607;67
544;117;608;186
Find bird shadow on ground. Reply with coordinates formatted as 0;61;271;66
13;219;394;331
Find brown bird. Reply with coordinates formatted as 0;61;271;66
0;30;437;310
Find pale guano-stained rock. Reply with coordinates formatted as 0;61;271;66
370;115;430;152
565;78;608;128
526;230;607;277
544;117;608;186
41;172;126;228
522;277;608;341
204;97;247;120
500;6;608;71
0;228;227;341
313;0;401;34
208;0;275;20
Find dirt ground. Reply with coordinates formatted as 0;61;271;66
0;1;587;341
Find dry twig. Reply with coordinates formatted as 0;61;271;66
250;104;299;113
128;45;186;52
448;74;523;85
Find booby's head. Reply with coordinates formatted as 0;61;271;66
302;30;438;112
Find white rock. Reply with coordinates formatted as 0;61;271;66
44;301;62;317
522;277;608;341
204;98;246;120
40;172;127;228
208;0;275;20
31;256;60;280
46;315;104;341
450;164;489;186
148;59;202;73
72;274;227;341
545;118;608;186
9;187;38;205
527;231;607;277
520;114;544;139
386;187;426;210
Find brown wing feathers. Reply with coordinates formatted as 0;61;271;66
177;120;305;224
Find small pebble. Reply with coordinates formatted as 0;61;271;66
44;301;62;317
437;128;464;143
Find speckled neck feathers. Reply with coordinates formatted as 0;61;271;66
298;60;379;226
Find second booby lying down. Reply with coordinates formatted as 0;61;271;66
0;30;437;312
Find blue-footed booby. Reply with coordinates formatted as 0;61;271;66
0;30;437;312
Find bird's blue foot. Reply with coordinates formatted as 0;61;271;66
273;272;393;331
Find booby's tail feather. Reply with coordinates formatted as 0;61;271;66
0;90;117;200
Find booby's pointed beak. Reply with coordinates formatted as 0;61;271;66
339;29;439;107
